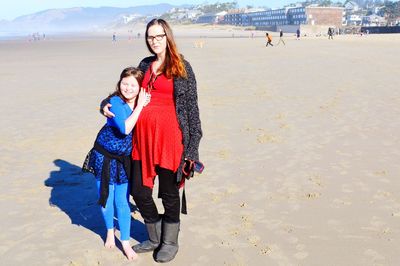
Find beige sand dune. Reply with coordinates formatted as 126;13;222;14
0;30;399;265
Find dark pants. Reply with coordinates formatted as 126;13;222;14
131;160;180;224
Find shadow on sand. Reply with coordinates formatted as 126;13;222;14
44;159;148;245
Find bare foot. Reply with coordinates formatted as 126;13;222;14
122;240;138;261
104;229;115;248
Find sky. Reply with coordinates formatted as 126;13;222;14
1;0;295;21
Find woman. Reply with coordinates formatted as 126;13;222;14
102;19;202;263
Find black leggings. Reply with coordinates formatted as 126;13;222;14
131;160;180;223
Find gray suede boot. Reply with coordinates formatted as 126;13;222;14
155;221;180;263
133;219;162;253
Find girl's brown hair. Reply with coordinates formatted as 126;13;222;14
114;67;143;102
145;19;187;79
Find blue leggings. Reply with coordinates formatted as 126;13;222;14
96;181;131;241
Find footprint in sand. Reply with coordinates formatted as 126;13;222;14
392;212;400;217
274;112;287;120
373;190;392;200
231;226;266;255
305;192;321;199
229;229;240;237
374;170;388;176
240;215;253;230
257;133;282;144
260;246;272;255
308;174;323;187
219;240;231;247
247;235;260;247
217;149;231;159
239;202;247;208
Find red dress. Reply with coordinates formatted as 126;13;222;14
132;65;184;188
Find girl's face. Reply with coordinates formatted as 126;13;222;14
120;76;139;102
147;24;167;55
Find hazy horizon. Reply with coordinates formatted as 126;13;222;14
1;0;294;21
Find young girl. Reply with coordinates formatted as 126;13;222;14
83;67;150;260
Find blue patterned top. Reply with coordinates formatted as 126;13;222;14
84;96;133;184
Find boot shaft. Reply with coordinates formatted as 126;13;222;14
155;221;180;263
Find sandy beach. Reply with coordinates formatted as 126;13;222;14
1;28;400;265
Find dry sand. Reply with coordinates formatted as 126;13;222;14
0;29;400;266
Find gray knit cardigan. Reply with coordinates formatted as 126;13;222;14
103;56;202;183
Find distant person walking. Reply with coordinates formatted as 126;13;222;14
276;29;286;46
265;33;273;47
296;28;301;40
328;27;334;40
112;32;117;43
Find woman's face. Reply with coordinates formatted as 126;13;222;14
147;24;167;55
120;76;139;102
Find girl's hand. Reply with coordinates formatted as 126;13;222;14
103;103;115;118
137;88;151;107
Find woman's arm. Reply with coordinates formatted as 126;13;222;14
184;61;202;161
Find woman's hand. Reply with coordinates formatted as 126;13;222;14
137;88;151;108
102;103;115;118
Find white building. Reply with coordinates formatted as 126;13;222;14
347;14;362;25
345;1;360;12
362;15;386;26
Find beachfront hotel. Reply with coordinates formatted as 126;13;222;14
224;6;343;33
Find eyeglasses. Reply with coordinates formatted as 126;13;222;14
147;34;166;42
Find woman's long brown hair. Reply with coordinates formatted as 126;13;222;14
145;19;187;79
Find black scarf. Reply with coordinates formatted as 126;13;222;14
93;142;131;208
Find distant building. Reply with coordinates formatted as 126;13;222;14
346;14;362;26
362;15;386;26
215;11;227;24
247;8;292;27
195;11;226;24
187;10;202;20
344;1;361;13
224;6;343;29
306;7;344;28
223;12;250;26
170;12;188;20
